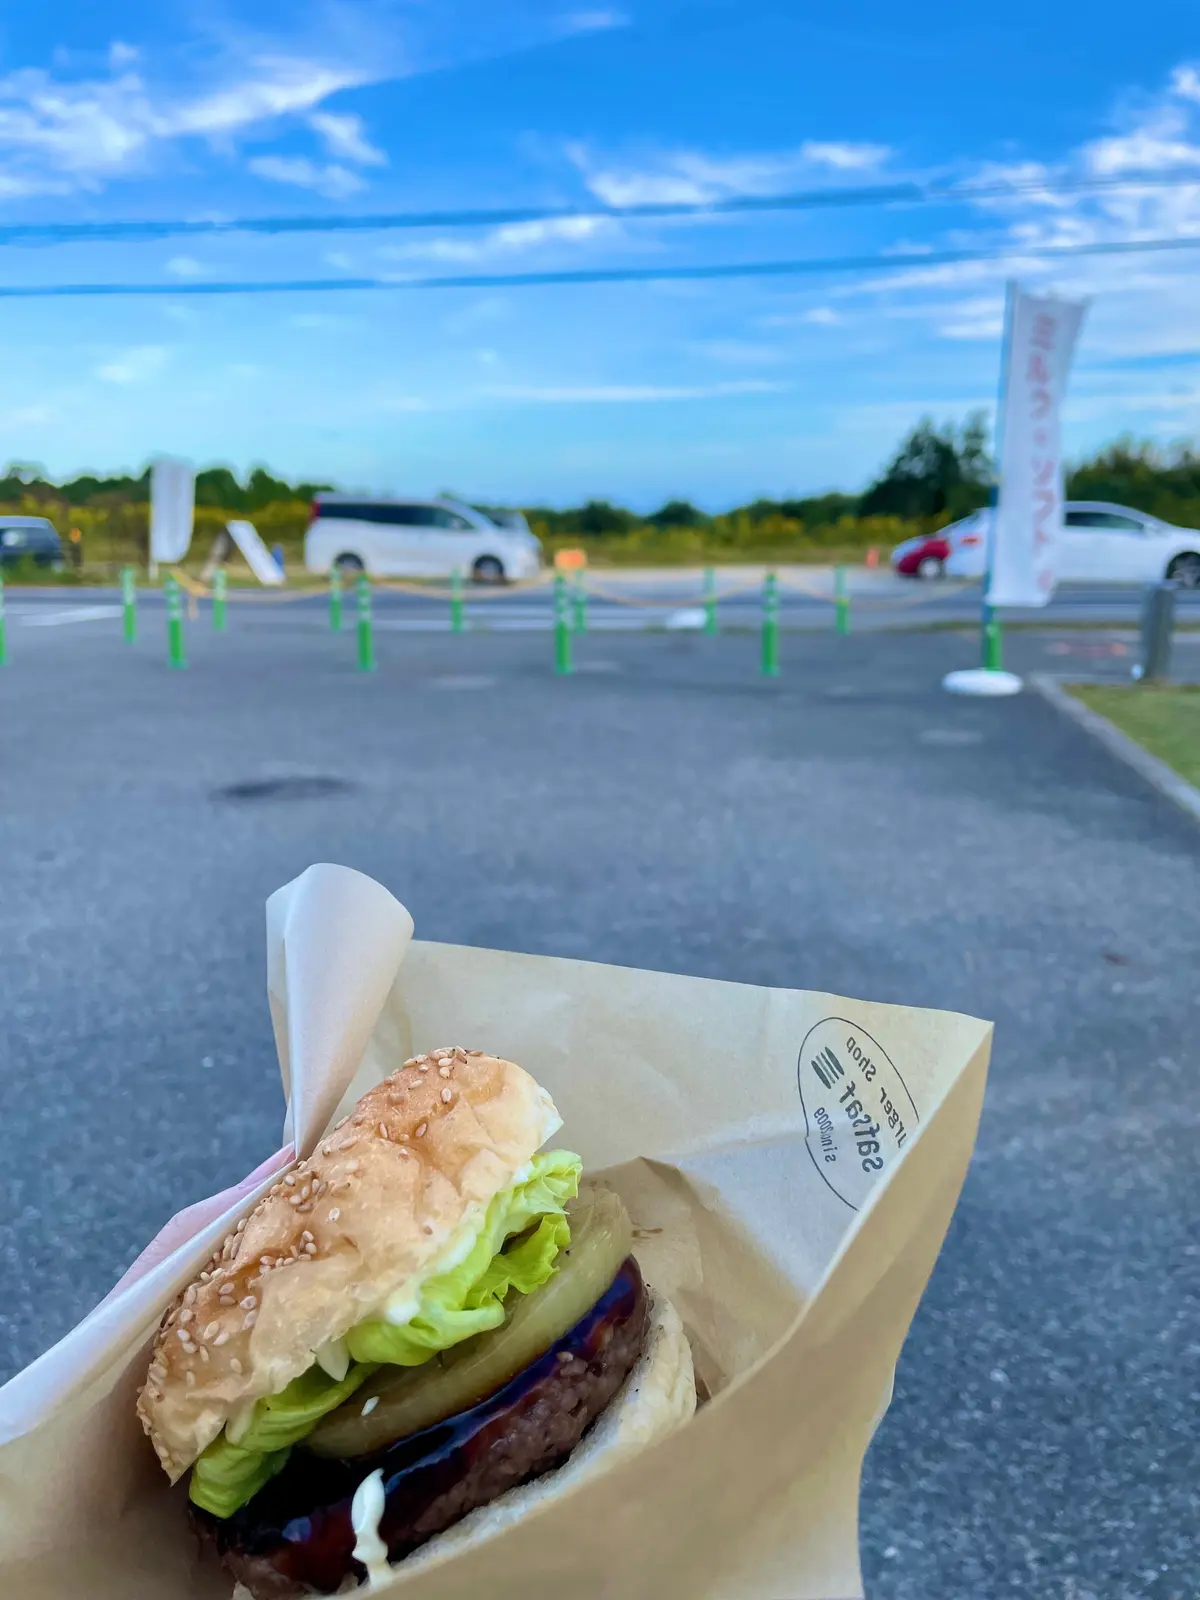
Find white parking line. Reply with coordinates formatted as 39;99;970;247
19;605;124;628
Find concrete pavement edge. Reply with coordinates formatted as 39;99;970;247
1028;672;1200;828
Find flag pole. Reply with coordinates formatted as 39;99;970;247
982;279;1016;671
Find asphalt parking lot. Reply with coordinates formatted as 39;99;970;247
1;619;1196;1600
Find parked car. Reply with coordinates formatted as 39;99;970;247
891;531;953;579
0;516;63;568
304;497;543;583
944;501;1200;586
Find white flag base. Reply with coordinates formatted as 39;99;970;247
942;668;1023;697
666;608;708;630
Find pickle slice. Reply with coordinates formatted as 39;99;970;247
307;1190;634;1459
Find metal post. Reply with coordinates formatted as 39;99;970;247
450;566;465;634
329;567;343;632
704;566;718;635
212;567;227;632
761;571;780;677
0;574;6;666
121;565;137;643
834;564;850;636
165;575;186;669
554;573;573;675
1134;581;1176;682
356;573;375;672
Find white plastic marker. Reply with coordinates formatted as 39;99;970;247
226;520;285;586
351;1469;391;1589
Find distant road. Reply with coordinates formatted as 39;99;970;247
6;571;1199;632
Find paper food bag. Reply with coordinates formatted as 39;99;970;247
0;865;991;1600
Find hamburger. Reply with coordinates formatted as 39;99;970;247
138;1047;695;1597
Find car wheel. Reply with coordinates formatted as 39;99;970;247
333;552;364;574
916;556;945;580
1167;551;1200;588
472;555;506;585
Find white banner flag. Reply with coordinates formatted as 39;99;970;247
226;519;285;585
986;284;1089;608
149;459;195;566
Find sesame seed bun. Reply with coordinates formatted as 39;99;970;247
138;1049;561;1481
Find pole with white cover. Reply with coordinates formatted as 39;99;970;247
944;281;1089;697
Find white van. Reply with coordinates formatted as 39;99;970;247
304;497;542;583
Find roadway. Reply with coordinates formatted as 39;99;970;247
6;570;1200;634
0;622;1194;1600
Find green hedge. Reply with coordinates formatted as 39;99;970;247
0;497;942;573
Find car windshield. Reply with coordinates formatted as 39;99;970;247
471;504;525;530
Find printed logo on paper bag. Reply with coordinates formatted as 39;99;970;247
796;1018;920;1210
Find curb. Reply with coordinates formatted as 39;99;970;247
1028;673;1200;827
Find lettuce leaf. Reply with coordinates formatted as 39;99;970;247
345;1150;580;1365
188;1149;580;1518
189;1363;371;1516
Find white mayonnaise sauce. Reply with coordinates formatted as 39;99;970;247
350;1468;391;1589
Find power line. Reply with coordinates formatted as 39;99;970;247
3;231;1200;298
5;169;1200;247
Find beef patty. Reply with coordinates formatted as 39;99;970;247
197;1257;648;1599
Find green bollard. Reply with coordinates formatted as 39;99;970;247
0;573;6;666
982;604;1003;671
761;571;780;677
835;564;850;636
554;573;573;675
356;573;375;672
165;575;186;669
213;567;227;633
704;566;718;635
329;567;343;632
572;573;588;634
121;565;137;642
450;566;465;634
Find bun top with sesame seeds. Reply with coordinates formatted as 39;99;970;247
137;1049;561;1481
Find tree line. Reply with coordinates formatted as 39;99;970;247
4;419;1200;561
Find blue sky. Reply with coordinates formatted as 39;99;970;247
2;1;1200;507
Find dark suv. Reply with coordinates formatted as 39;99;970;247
0;517;63;568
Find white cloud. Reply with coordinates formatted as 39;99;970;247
804;306;841;326
289;311;354;329
381;214;613;265
248;154;364;198
695;339;785;365
166;255;206;278
1085;108;1200;176
3;403;55;426
109;42;139;69
167;61;365;138
485;379;786;403
95;345;169;384
308;110;385;166
560;10;630;32
568;138;891;209
799;140;890;171
0;54;371;196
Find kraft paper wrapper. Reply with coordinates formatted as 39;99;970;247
0;864;991;1600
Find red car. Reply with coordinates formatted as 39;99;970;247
891;533;951;579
